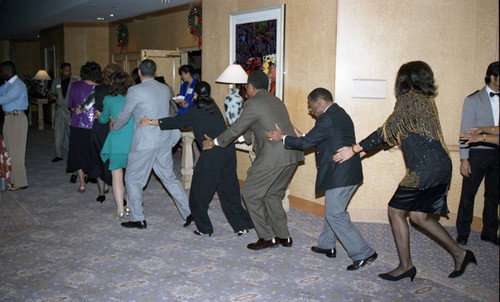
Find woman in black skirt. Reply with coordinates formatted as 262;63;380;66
333;61;475;281
88;63;122;202
67;62;101;193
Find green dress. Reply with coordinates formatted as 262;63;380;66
99;94;133;170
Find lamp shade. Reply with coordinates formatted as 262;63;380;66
33;70;51;80
216;64;248;84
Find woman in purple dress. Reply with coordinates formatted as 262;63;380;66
66;62;101;193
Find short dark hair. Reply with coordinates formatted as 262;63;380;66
308;88;333;103
108;71;133;96
194;81;215;114
395;61;437;97
247;70;268;90
80;61;102;82
485;61;499;85
60;62;71;70
0;61;17;77
139;59;156;77
178;64;194;76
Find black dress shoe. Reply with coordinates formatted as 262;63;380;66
121;220;147;229
311;246;337;258
449;250;477;278
96;195;106;203
379;266;417;282
456;235;468;245
347;252;378;271
51;157;63;162
480;235;499;245
247;238;279;250
193;230;212;237
70;175;77;183
276;237;293;247
183;214;194;227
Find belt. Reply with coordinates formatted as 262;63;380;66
4;110;24;116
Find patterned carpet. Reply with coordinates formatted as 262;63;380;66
0;124;498;301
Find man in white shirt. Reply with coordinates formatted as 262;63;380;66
456;61;499;246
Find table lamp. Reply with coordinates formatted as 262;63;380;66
216;64;248;125
33;70;51;97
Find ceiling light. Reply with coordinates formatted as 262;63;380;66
160;0;170;3
96;17;105;21
110;14;114;17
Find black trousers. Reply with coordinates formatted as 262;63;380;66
456;149;499;238
189;165;253;234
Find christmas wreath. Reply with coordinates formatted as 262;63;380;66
116;24;128;53
188;6;202;47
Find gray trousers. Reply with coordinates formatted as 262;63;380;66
3;113;28;187
54;108;70;158
241;164;297;240
318;185;374;261
125;148;190;222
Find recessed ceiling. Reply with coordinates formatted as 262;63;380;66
0;0;198;40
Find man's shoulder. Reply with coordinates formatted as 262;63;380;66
466;90;481;98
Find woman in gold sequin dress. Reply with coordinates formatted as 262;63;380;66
333;61;476;281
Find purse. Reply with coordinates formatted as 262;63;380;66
80;86;96;112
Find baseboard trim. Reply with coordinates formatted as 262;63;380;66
238;180;483;232
288;194;484;232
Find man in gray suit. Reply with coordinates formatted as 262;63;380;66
203;71;303;250
49;63;76;162
114;59;191;229
456;61;499;245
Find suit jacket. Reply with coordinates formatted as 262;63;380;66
459;87;497;159
158;102;237;172
284;103;362;194
217;90;303;173
114;78;181;152
50;76;77;112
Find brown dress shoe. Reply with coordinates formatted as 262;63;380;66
247;238;279;250
7;185;28;191
276;237;293;247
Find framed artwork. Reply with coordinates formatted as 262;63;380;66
230;5;285;100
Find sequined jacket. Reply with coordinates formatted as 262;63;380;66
359;92;452;189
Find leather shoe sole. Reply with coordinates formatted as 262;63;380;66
347;252;377;271
121;220;147;229
311;246;336;258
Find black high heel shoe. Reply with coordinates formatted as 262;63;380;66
378;267;417;282
193;230;212;237
448;250;477;278
96;195;106;203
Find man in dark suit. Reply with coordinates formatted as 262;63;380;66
456;61;499;246
203;71;303;250
267;88;376;270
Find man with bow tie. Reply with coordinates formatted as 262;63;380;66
456;61;499;246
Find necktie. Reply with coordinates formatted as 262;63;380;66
490;92;500;97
